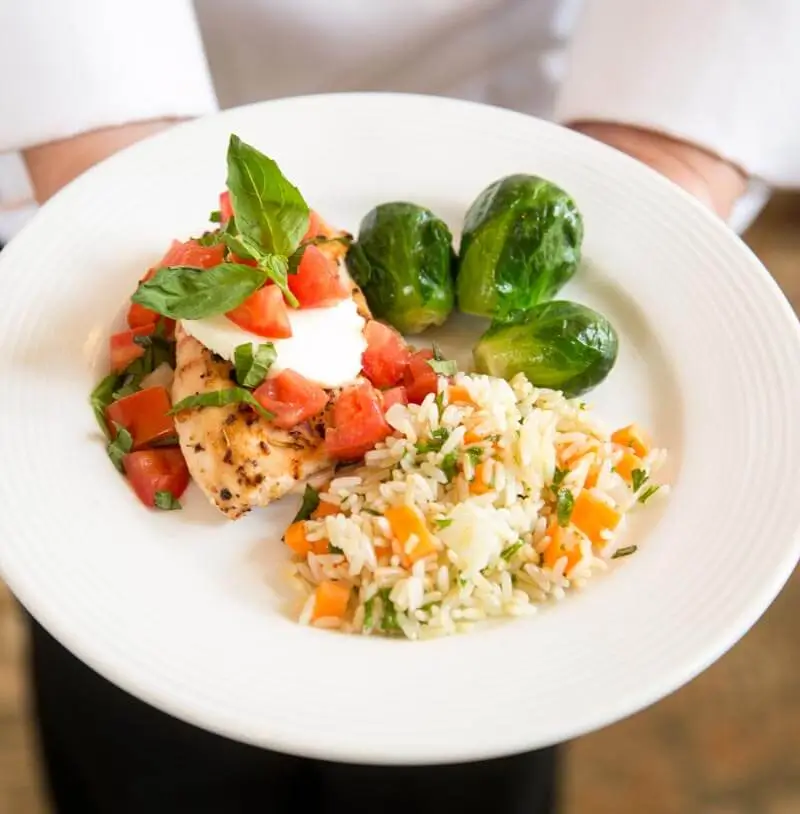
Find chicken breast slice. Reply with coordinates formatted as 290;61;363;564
172;323;333;519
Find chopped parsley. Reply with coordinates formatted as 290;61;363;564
291;484;320;523
465;446;484;466
362;507;381;516
154;491;182;511
638;485;661;504
611;544;638;559
363;597;375;630
434;391;445;414
427;358;458;377
631;468;648;492
440;451;459;482
378;588;401;633
556;488;575;527
434;518;453;530
415;427;450;454
209;209;222;223
551;467;569;489
501;541;524;561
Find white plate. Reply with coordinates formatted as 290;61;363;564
1;94;799;764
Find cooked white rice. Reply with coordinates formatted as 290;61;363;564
283;372;667;639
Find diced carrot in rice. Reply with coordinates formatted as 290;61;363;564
557;438;600;467
285;522;312;556
613;448;643;484
542;521;582;575
385;505;437;566
469;461;493;495
464;429;484;445
311;539;332;555
571;491;621;546
448;385;476;406
312;501;341;519
611;424;650;458
312;580;350;621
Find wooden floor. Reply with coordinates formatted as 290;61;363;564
2;195;799;813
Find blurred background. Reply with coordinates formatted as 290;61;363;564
1;174;798;808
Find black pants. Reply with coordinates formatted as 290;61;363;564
27;617;560;814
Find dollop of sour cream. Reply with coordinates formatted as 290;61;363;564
181;298;367;388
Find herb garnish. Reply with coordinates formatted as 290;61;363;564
501;541;524;561
154;491;182;511
556;489;575;527
611;545;638;559
378;588;401;633
440;451;459;482
638;485;660;504
434;518;453;530
415;427;450;455
552;467;568;489
90;373;121;437
234;342;276;389
631;468;648;493
292;484;320;523
169;387;275;421
106;424;133;472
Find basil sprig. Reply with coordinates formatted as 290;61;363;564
132;263;269;320
234;342;276;389
107;424;133;472
155;491;182;511
169;387;274;421
226;134;309;257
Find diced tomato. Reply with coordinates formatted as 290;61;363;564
142;239;226;282
226;285;293;338
109;324;155;373
219;190;234;223
403;349;438;405
361;320;410;388
325;382;392;460
125;302;175;338
380;386;408;412
253;370;328;429
287;245;349;308
123;448;190;508
106;386;175;449
303;210;325;242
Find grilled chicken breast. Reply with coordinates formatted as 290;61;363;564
172;234;370;519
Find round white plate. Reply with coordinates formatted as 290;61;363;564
1;94;799;764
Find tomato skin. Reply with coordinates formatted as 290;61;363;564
403;349;438;405
380;386;408;412
142;239;226;282
302;210;325;242
287;245;349;308
123;448;190;508
109;324;155;373
105;386;175;449
219;191;234;223
361;321;410;388
226;285;293;338
325;382;392;460
253;370;328;429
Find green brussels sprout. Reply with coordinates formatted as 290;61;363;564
457;174;583;320
472;301;618;397
347;202;455;334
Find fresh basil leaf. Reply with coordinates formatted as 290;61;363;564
440;451;458;482
428;357;458;376
638;485;660;504
106;424;133;472
226;134;309;257
170;387;275;421
154;491;182;511
222;230;262;262
631;468;648;492
552;467;568;488
209;209;222;223
611;544;638;559
132;263;268;320
292;484;320;523
556;488;574;527
435;517;453;530
233;342;276;389
195;230;224;247
259;253;297;307
90;373;121;436
501;541;524;561
112;374;141;401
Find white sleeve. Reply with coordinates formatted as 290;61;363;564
0;0;218;153
554;0;800;187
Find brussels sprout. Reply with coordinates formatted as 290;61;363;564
347;203;455;334
457;174;583;320
472;301;618;396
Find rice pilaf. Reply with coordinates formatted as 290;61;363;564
283;372;667;639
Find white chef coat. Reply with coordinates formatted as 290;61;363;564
1;0;799;240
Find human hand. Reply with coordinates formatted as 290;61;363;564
24;119;181;204
570;122;747;220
